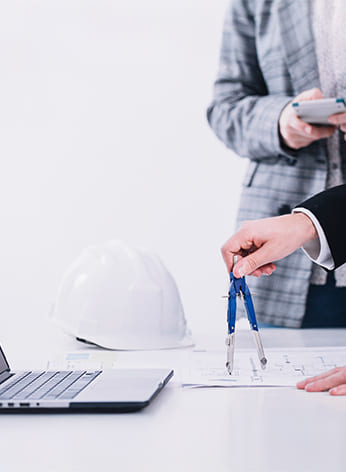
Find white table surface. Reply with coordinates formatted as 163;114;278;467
1;325;346;472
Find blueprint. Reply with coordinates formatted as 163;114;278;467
182;347;346;387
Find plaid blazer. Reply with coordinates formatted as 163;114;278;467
207;0;346;327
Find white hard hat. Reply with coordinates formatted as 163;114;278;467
51;240;193;350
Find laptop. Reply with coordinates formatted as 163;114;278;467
0;345;173;413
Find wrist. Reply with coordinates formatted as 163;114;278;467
293;212;318;245
278;112;297;152
278;126;296;152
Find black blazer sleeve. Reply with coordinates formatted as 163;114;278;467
296;184;346;269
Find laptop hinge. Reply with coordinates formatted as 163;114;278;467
0;370;13;385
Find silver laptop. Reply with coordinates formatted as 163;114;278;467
0;345;173;413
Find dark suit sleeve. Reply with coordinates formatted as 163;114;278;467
296;185;346;269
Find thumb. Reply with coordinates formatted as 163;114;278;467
297;87;324;101
234;245;274;277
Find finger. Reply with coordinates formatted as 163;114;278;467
233;243;277;277
296;87;324;101
221;243;238;273
330;384;346;396
304;370;346;392
289;115;312;135
288;114;335;138
309;125;336;139
247;263;277;278
221;235;257;273
296;367;342;389
293;121;335;140
221;250;236;274
328;112;346;125
221;247;245;274
224;252;250;275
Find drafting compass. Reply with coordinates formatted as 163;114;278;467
225;269;267;375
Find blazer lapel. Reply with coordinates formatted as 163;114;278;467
277;0;321;93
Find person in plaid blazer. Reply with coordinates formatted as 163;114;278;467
207;0;346;327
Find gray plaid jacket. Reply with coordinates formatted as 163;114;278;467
207;0;346;327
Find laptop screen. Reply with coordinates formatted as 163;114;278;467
0;346;10;374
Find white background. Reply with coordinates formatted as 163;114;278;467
0;0;246;345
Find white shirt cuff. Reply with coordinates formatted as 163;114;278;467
292;207;335;270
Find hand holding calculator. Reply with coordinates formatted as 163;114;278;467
279;88;339;150
292;97;346;126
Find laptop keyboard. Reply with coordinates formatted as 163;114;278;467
0;371;101;401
